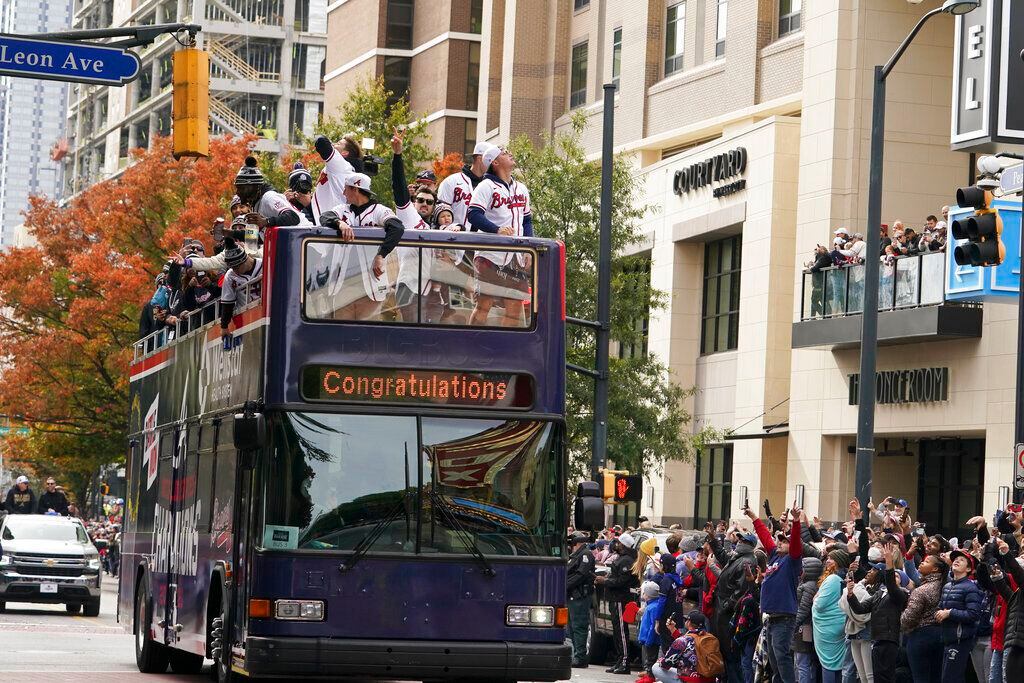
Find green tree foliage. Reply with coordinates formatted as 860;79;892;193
508;115;725;481
260;77;434;209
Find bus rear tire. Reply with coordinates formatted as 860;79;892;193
208;585;238;683
134;575;169;673
65;603;82;614
168;648;205;674
83;599;100;617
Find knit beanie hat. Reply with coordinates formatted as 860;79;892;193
828;548;851;569
639;536;658;558
641;581;660;600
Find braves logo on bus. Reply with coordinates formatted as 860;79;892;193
142;394;159;490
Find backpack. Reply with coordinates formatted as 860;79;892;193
693;630;725;679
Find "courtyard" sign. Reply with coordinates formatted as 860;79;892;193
672;147;747;195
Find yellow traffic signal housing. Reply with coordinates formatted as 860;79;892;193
599;468;630;502
952;186;1004;266
172;48;209;159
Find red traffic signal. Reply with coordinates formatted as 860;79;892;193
613;474;643;503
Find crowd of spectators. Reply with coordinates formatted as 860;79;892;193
567;496;1024;683
137;129;536;346
806;208;950;276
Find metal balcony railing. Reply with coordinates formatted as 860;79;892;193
799;252;949;321
133;276;262;361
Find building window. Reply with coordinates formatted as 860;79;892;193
469;0;483;33
665;2;685;76
294;0;310;31
701;234;741;354
611;27;622;91
715;0;727;58
570;41;588;109
386;0;414;49
694;445;732;528
779;0;801;37
466;41;481;110
574;0;590;10
383;56;412;106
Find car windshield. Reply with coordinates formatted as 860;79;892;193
2;517;88;543
262;412;563;556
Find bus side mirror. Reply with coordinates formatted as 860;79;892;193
233;412;266;454
574;481;604;531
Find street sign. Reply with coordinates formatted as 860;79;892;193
1002;164;1024;195
0;35;140;86
1015;443;1024;489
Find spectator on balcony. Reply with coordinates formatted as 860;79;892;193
806;245;832;318
925;215;939;232
941;205;950;223
879;225;890;257
904;228;921;256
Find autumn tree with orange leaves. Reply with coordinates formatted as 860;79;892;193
0;135;252;503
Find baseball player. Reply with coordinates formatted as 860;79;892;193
310;134;364;221
437;141;495;229
317;173;405;321
466;146;534;327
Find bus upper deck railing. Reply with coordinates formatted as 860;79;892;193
132;275;262;363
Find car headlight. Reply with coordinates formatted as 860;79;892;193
506;605;555;627
0;553;11;567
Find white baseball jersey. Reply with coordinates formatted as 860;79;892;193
469;176;532;266
255;190;308;226
221;259;264;306
324;201;397;302
394;201;432;296
437;170;475;228
311;149;354;221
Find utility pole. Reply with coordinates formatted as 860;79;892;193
566;83;616;482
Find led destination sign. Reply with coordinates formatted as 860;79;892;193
301;366;534;409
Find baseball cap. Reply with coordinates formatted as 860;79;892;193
870;562;887;572
834;228;849;235
16;475;28;484
685;610;707;628
618;532;636;549
482;146;503;169
415;170;436;182
568;531;589;545
344;173;375;197
659;553;677;572
737;532;757;546
950;550;977;571
472;141;496;157
894;498;909;508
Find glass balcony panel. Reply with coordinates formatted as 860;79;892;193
920;253;945;305
894;257;920;308
824;268;847;317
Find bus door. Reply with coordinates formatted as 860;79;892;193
167;422;203;653
230;449;255;642
153;430;177;645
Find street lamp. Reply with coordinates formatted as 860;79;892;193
854;0;980;521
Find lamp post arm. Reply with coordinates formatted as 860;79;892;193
881;8;944;80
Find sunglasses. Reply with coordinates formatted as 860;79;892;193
415;198;435;205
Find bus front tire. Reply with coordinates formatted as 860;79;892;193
168;648;205;674
65;603;81;614
135;575;169;673
83;599;100;617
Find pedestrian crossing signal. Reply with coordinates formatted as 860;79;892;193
613;474;643;503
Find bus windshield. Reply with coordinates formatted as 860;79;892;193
262;412;562;557
303;240;535;328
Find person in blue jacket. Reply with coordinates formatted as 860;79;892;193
936;549;983;683
746;500;803;683
638;580;667;680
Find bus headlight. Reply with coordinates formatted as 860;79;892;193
506;605;554;627
0;553;12;567
274;599;324;621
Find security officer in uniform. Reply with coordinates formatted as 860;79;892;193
566;531;596;668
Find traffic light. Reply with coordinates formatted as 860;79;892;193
172;48;209;159
612;474;643;503
952;185;1004;266
600;468;627;501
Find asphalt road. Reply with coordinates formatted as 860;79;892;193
0;578;625;683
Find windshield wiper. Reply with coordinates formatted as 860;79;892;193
338;490;413;572
427;490;495;578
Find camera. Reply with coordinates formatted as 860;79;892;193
362;154;385;177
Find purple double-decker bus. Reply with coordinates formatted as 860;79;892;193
121;226;570;681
